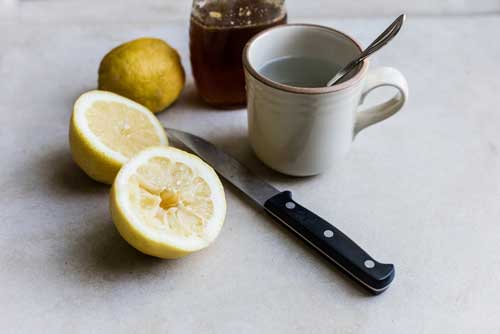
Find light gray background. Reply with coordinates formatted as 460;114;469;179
1;1;500;333
2;0;500;21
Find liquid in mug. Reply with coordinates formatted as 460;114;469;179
258;56;342;88
190;0;287;108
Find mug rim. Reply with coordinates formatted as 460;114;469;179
242;23;369;94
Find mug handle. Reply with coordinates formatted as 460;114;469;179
354;67;409;136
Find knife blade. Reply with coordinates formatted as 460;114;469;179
165;127;395;294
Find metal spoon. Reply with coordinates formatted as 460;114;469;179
326;14;406;87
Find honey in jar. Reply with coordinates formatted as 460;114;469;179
190;0;287;108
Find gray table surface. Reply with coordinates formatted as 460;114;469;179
1;9;500;334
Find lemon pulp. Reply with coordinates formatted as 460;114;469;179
86;100;163;158
129;157;214;238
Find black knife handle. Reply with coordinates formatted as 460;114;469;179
264;191;395;294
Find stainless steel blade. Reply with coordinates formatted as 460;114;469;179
165;128;280;206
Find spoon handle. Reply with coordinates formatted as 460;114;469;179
326;14;406;87
363;14;406;58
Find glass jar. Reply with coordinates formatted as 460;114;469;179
190;0;287;108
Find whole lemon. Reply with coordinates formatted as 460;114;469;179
98;38;185;113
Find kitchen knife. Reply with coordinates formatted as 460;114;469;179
165;127;395;294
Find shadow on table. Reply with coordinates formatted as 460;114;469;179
37;147;171;279
169;82;221;113
44;146;107;197
66;214;169;281
173;81;254;113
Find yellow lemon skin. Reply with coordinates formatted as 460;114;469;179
110;184;192;259
98;38;185;113
69;108;122;184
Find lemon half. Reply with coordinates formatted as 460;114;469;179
110;146;226;258
69;90;168;184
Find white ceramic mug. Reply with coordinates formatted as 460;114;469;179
243;24;408;176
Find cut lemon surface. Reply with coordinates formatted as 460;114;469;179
110;146;226;258
69;90;168;184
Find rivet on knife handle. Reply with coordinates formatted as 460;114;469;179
264;191;395;294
